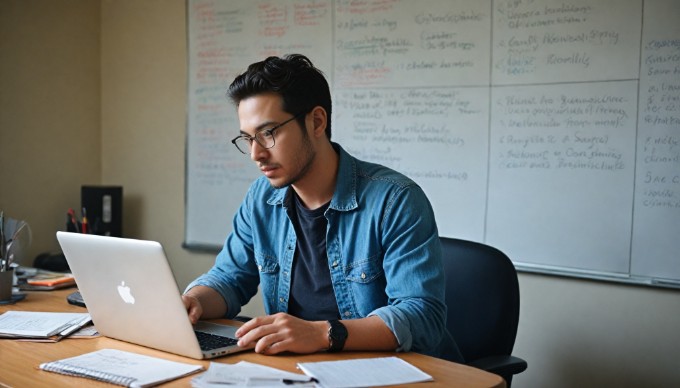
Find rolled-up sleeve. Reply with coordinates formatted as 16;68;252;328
368;184;446;353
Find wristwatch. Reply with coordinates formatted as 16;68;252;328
327;320;348;352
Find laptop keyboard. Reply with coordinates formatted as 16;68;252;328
195;330;238;351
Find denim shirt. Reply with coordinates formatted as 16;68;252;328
186;143;454;358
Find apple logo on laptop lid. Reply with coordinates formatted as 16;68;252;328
117;281;135;304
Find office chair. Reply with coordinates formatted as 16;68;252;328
440;237;527;387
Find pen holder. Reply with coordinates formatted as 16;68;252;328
0;268;14;302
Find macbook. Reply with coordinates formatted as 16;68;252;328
56;231;250;359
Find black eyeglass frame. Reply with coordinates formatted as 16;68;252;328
230;112;306;154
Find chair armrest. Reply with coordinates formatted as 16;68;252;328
468;355;528;377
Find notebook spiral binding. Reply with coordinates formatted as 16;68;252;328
41;361;137;387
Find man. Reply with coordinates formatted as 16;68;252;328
182;54;461;361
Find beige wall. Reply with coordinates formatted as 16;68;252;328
99;0;211;288
0;0;101;260
1;1;679;387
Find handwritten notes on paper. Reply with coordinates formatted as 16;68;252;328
187;0;680;285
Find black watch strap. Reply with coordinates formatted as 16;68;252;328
327;319;348;352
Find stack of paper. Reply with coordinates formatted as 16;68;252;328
0;311;91;342
297;356;433;388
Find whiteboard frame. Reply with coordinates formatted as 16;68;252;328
514;262;680;290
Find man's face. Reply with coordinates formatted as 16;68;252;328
237;93;315;189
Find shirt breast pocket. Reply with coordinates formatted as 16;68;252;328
255;252;280;298
346;257;383;283
345;256;387;315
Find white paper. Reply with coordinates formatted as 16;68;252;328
0;311;90;337
297;356;433;388
192;361;315;388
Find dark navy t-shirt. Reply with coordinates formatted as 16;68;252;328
287;192;340;321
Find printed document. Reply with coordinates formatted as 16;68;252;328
297;356;433;388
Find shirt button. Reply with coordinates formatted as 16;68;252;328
332;261;338;267
344;311;351;317
361;272;366;279
257;265;263;271
283;271;288;277
280;297;285;303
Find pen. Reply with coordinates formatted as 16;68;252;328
246;377;318;385
65;212;73;232
68;208;80;233
0;211;5;271
81;207;88;234
283;377;319;385
54;315;92;341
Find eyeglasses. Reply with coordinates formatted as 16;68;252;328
231;113;304;154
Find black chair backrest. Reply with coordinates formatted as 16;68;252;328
440;237;520;363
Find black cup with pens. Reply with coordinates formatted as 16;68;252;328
0;211;31;304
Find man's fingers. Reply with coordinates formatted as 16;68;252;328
253;333;288;354
235;315;274;337
182;295;202;324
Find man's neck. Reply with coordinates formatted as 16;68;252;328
292;142;339;210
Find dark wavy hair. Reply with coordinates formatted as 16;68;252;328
227;54;332;139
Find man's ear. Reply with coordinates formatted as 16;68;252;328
309;106;327;138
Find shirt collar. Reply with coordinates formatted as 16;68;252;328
266;142;358;212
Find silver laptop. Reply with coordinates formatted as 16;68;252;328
56;231;251;359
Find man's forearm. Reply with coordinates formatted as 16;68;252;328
184;285;229;319
341;315;399;351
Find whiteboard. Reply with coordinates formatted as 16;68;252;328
186;0;680;289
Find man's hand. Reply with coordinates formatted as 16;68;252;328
182;286;228;324
181;294;203;324
235;313;328;355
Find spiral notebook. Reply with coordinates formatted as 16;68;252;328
39;348;203;387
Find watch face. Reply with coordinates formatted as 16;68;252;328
331;322;347;339
328;320;347;351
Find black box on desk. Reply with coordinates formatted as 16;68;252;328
81;185;123;237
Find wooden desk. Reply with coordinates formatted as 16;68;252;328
0;289;505;388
